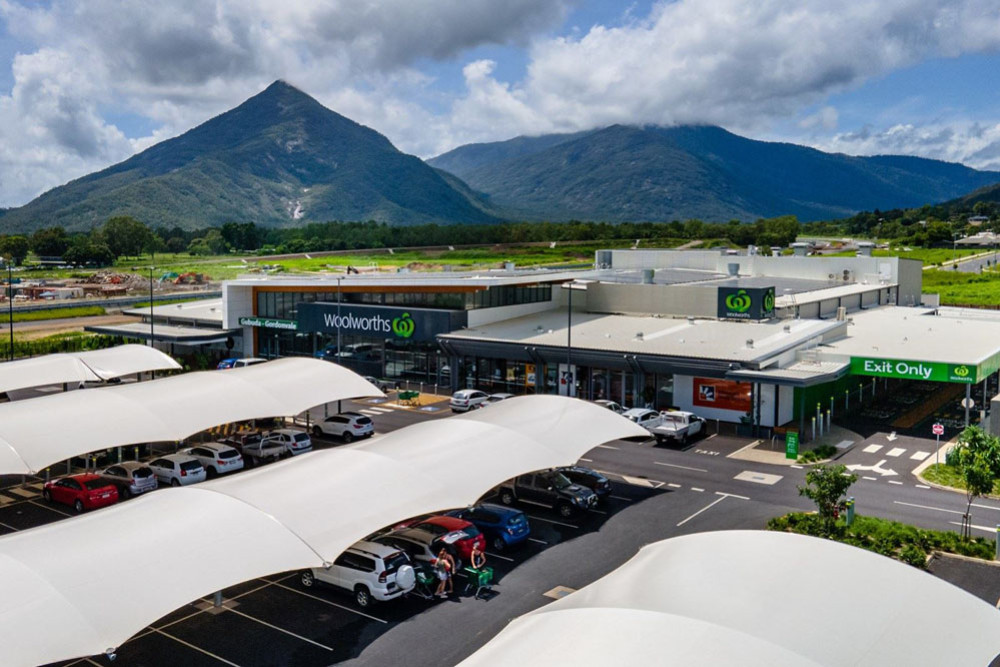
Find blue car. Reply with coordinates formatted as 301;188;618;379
216;358;238;370
447;503;530;552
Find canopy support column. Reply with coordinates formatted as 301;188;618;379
965;383;972;428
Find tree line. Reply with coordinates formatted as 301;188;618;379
0;216;802;266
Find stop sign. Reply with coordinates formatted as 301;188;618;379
932;423;944;436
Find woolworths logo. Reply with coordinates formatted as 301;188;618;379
392;312;415;338
953;365;970;378
763;290;775;312
725;290;752;313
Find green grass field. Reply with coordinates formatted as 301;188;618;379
9;305;106;322
922;270;1000;307
874;247;987;266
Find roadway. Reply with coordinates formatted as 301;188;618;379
5;398;995;666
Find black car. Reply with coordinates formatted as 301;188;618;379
556;466;611;503
497;471;598;518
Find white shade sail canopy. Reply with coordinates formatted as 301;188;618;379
0;396;646;667
0;344;180;395
459;531;1000;667
0;357;382;475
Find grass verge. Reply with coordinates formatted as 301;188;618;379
9;305;106;322
922;463;1000;495
768;512;994;568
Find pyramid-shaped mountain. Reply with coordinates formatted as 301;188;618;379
429;125;1000;222
1;81;501;232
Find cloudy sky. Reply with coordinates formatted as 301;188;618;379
1;0;999;208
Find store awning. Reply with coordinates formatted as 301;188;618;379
84;322;239;344
0;396;647;667
0;358;382;475
459;531;1000;666
726;360;850;387
0;344;180;395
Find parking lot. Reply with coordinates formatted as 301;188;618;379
2;394;998;667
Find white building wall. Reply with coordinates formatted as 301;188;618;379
759;384;795;427
222;284;255;357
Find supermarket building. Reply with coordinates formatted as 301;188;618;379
213;248;1000;435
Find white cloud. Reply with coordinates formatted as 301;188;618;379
446;0;1000;141
2;0;1000;208
814;121;1000;171
0;0;570;206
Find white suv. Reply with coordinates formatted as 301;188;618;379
261;429;313;456
450;389;489;412
311;412;374;443
180;444;244;478
300;540;416;608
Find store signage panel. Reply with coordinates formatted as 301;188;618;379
849;356;977;384
297;302;466;343
239;317;298;330
717;286;775;320
693;377;752;411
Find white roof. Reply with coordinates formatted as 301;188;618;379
442;309;840;362
0;344;180;395
460;531;1000;666
0;358;382;475
123;297;224;323
226;270;578;288
0;396;646;666
821;306;1000;366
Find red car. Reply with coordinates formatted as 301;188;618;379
43;474;119;513
410;515;486;562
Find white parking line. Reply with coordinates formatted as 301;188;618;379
677;495;728;527
609;495;632;502
30;500;71;516
366;407;393;413
0;520;18;531
272;581;388;623
888;480;903;485
910;451;930;461
228;607;333;651
704;433;717;440
886;447;906;457
595;444;619;450
667;483;681;488
528;537;548;545
894;501;965;516
948;521;996;534
486;552;515;562
790;465;803;469
526;515;580;529
579;458;593;462
862;444;883;454
715;491;750;501
653;461;708;473
972;502;1000;512
155;629;241;666
588;508;608;515
862;476;878;481
916;484;931;489
691;487;705;492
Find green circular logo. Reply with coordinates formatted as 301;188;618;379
725;290;752;313
953;365;969;377
392;312;415;338
763;290;775;312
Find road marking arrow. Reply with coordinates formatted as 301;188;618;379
845;459;898;477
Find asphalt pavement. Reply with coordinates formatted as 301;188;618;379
8;397;999;667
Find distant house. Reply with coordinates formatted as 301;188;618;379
956;231;999;246
968;215;989;226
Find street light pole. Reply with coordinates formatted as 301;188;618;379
566;280;573;396
337;275;342;413
7;262;13;361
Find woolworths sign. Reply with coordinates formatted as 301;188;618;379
850;357;977;384
296;302;466;343
717;286;776;321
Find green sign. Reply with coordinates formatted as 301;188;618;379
785;431;799;459
849;356;977;384
239;317;298;331
717;286;776;320
391;312;415;338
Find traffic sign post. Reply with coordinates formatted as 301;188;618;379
933;422;944;465
785;431;799;460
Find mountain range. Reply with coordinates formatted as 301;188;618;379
1;81;998;233
0;81;500;232
428;125;1000;222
